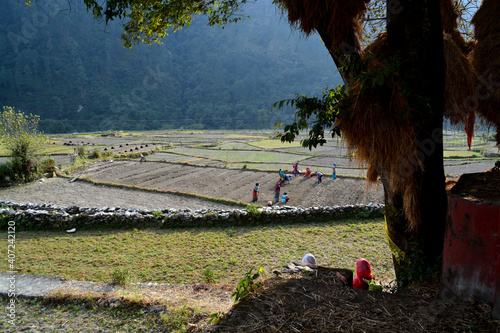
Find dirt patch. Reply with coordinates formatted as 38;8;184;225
0;177;238;211
56;280;235;315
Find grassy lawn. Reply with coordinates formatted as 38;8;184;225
1;218;393;285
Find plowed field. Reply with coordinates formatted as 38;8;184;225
80;160;384;207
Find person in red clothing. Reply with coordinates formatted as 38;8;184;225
353;258;376;290
252;183;260;202
304;167;312;178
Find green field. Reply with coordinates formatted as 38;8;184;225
170;147;307;164
249;139;303;149
0;218;394;285
443;149;482;158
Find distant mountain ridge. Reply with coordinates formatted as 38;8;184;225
0;0;341;133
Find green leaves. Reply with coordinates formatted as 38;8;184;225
82;0;250;48
273;86;345;150
231;266;264;303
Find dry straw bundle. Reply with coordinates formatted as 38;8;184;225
339;33;422;230
471;0;500;144
276;0;370;50
441;0;468;50
443;33;477;147
339;31;476;230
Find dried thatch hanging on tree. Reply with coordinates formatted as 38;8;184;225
276;0;370;50
338;32;477;230
339;33;422;230
470;0;500;145
443;34;478;149
441;0;468;50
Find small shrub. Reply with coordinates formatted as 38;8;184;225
0;107;46;183
242;164;247;169
152;210;163;218
77;146;86;157
64;155;87;174
89;149;101;159
111;267;130;285
41;157;56;173
392;240;442;291
226;229;237;237
207;311;226;325
232;266;264;303
160;305;195;331
245;205;261;216
203;268;217;283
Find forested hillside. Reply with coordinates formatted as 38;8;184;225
0;0;341;133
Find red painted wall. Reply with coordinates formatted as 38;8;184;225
440;172;500;319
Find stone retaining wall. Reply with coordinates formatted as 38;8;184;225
0;201;385;231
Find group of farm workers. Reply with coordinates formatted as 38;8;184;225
251;182;289;204
301;253;381;291
251;162;337;204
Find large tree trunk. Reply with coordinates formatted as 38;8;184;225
315;0;448;285
384;0;448;285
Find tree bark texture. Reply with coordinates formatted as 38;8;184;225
384;0;447;283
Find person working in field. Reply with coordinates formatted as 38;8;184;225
304;167;312;178
274;181;281;203
252;183;260;202
279;168;288;183
316;171;323;184
332;163;337;179
276;177;283;186
281;192;289;203
293;162;300;177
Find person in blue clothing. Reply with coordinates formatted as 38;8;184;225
332;163;337;179
283;174;291;183
281;192;289;203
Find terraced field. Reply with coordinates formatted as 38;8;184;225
1;129;497;209
80;160;384;207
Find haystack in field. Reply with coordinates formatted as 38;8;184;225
276;0;369;50
471;0;500;144
338;32;476;230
